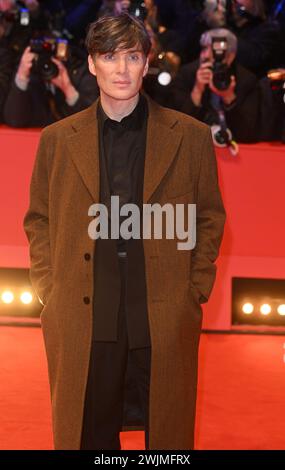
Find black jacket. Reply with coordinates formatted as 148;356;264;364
0;47;14;122
232;18;283;78
3;55;99;128
258;76;285;142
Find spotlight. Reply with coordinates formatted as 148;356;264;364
158;71;171;86
1;291;14;304
232;278;285;328
260;304;271;315
20;292;33;305
148;51;181;86
277;304;285;316
0;268;42;319
242;303;254;314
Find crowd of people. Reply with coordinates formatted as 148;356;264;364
0;0;284;144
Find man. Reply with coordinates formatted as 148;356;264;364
3;44;99;127
23;13;226;450
170;28;260;143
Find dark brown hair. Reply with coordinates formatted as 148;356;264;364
85;12;152;59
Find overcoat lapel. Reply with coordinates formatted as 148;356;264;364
143;97;183;203
66;94;183;204
67;103;100;203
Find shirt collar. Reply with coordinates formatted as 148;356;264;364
97;92;148;130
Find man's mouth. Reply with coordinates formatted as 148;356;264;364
113;81;131;85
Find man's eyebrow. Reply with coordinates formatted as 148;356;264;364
117;49;143;54
99;49;143;55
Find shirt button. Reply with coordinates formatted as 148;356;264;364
84;253;91;261
83;296;90;305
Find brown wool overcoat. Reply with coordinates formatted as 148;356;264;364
23;93;226;450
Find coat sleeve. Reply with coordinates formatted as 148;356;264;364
190;127;226;304
168;61;208;121
58;71;99;119
23;128;53;306
4;81;34;127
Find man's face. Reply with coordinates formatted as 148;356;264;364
200;45;214;64
88;46;149;101
114;0;131;14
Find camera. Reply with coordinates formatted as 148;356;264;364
30;37;69;81
211;36;232;90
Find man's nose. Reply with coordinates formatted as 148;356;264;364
116;57;128;74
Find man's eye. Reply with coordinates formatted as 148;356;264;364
104;53;114;60
129;54;140;61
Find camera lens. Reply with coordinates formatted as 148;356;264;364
36;56;59;81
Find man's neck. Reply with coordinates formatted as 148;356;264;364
99;92;140;122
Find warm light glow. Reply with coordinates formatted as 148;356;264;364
277;304;285;316
260;304;271;315
20;292;33;304
242;303;254;314
1;291;14;304
158;71;171;86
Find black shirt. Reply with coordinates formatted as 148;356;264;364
93;92;151;349
97;92;148;252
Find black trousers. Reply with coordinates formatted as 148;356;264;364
80;256;152;450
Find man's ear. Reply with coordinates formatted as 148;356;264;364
143;57;149;77
88;54;96;76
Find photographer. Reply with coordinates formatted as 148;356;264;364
176;1;282;76
3;44;99;127
170;28;260;143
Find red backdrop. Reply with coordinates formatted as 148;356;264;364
1;126;285;329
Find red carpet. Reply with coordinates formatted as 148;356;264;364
0;326;284;450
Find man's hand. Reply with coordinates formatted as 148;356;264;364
209;75;237;106
0;0;14;11
191;60;213;106
50;58;79;104
16;46;36;84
